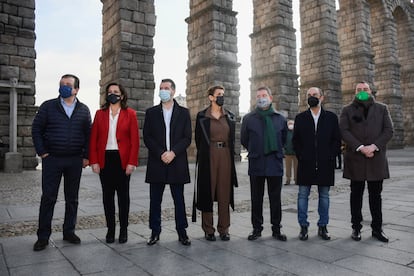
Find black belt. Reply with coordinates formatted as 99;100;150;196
213;142;226;148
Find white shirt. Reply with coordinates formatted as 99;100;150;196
162;103;174;151
106;108;120;150
311;108;321;132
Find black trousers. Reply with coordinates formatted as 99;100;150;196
99;150;131;230
350;180;383;231
250;176;283;232
37;155;83;240
149;183;188;236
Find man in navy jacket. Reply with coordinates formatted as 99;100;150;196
32;74;91;251
241;86;288;242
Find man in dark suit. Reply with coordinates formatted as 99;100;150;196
292;87;341;241
143;78;192;246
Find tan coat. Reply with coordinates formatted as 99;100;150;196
339;98;393;181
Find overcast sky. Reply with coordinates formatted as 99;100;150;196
35;0;301;115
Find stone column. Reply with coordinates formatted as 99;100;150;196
338;1;375;102
250;0;298;118
299;0;341;114
369;3;404;148
395;7;414;146
186;0;241;160
100;0;156;164
0;0;37;171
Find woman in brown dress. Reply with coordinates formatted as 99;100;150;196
194;85;238;241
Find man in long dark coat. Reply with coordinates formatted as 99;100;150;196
292;87;341;241
143;78;192;246
339;81;393;242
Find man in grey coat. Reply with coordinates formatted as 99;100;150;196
339;81;393;242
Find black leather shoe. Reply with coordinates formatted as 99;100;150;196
205;233;216;241
147;233;160;246
272;230;287;241
33;239;49;251
119;228;128;244
299;226;308;241
63;233;81;244
372;230;389;242
318;226;331;240
178;234;191;246
351;229;361;241
247;230;262;241
220;233;230;241
106;230;115;243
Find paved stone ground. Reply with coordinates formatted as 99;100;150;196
0;148;413;275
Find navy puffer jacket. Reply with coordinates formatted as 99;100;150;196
32;97;91;158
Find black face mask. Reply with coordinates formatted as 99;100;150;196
106;93;121;104
307;96;319;108
216;95;224;106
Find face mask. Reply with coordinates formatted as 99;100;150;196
215;95;224;106
288;125;294;130
106;93;121;104
59;85;72;98
307;96;319;108
159;89;171;102
356;91;370;101
256;97;271;109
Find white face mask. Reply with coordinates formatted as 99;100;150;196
256;97;271;109
288;124;294;130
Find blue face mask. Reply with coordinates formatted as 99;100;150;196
59;85;73;98
159;89;171;102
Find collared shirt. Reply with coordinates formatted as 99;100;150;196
162;103;174;151
60;97;77;118
311;108;321;132
106;108;120;150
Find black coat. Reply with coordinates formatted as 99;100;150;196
194;107;238;212
292;108;341;186
143;100;191;184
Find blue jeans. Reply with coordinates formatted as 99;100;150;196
297;185;330;227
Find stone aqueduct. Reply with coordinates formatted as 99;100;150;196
1;0;414;170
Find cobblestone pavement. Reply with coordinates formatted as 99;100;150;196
0;148;413;275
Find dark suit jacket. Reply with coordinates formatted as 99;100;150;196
292;108;341;186
143;100;191;184
89;107;139;169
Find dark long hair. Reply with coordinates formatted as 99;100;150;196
102;82;129;110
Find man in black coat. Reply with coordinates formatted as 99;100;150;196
292;87;341;241
143;79;192;246
32;74;91;251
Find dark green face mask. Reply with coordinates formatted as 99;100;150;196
356;91;370;101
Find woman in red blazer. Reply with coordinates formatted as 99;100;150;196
89;82;139;244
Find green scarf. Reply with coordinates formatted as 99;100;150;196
256;107;278;155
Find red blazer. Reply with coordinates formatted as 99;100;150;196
89;107;139;169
